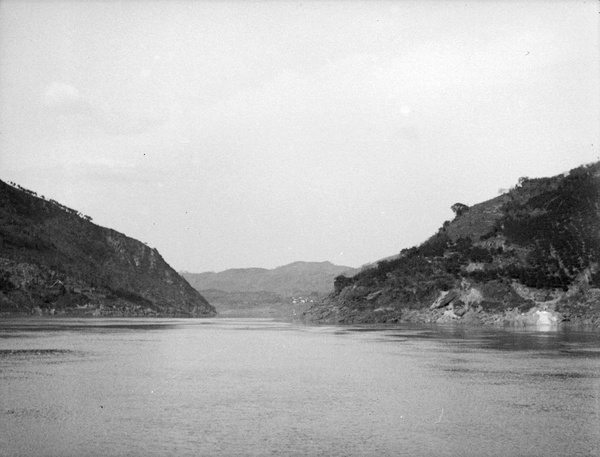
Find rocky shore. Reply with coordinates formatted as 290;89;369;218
3;301;204;318
302;278;600;329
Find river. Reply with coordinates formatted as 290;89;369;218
1;318;599;456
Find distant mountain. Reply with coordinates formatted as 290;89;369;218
304;161;600;326
182;261;357;317
0;180;216;317
182;261;357;296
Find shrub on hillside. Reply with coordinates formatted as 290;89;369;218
418;233;449;257
334;274;353;293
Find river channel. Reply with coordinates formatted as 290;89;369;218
1;318;599;456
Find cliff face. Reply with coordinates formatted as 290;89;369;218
303;162;600;327
0;180;216;317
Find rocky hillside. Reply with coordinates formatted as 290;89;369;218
0;180;216;317
303;161;600;327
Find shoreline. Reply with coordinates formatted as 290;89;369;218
3;305;599;331
301;305;600;330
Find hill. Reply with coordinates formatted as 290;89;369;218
0;180;216;317
183;261;356;295
182;261;357;317
303;161;600;327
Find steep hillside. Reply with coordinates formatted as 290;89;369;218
303;162;600;327
0;180;216;317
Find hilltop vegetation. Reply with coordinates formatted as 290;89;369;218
304;161;600;327
0;180;215;317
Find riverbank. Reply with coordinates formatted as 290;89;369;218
302;272;600;330
302;306;600;329
302;291;600;330
0;302;211;318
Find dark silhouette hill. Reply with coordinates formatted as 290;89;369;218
0;180;215;317
303;161;600;326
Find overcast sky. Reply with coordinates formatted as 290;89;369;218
1;1;598;272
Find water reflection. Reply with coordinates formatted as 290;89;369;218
332;323;600;356
0;318;194;337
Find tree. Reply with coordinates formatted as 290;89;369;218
451;203;469;218
334;275;353;293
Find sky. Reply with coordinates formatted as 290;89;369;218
1;0;599;273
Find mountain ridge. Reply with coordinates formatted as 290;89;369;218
182;261;357;296
182;261;357;317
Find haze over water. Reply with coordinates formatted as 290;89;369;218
1;318;599;456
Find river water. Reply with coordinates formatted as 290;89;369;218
1;318;599;456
